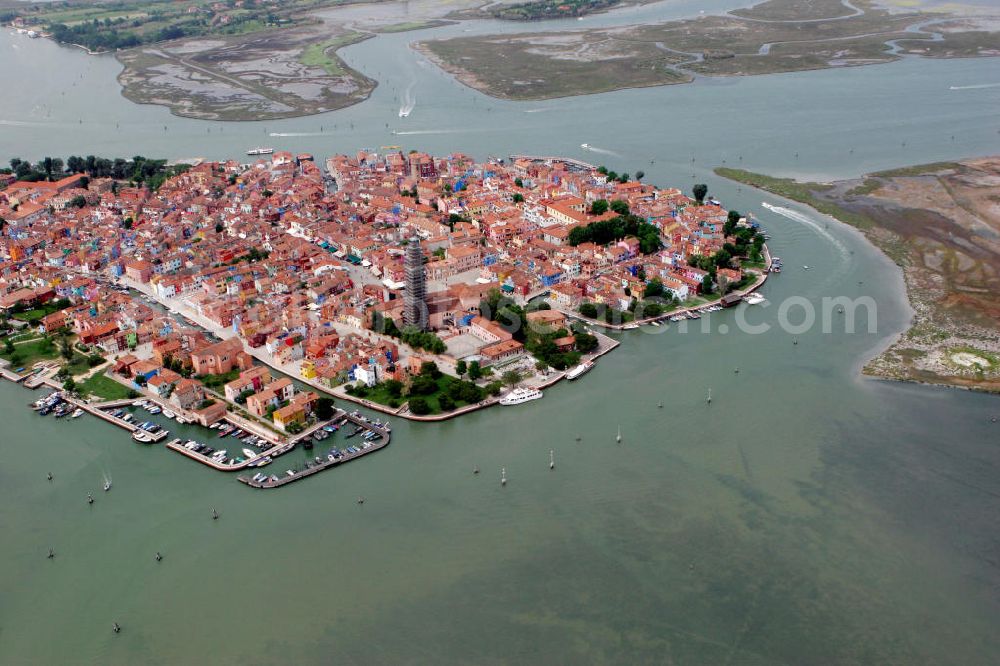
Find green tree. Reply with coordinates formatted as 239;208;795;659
643;278;664;299
692;183;708;204
635;170;645;181
408;397;430;415
438;394;455;412
609;199;630;215
316;397;335;420
501;369;522;388
724;210;740;236
575;333;599;353
62;377;77;394
589;199;609;215
60;337;73;361
701;274;714;295
455;359;467;377
512;193;524;204
468;360;482;381
579;302;598;318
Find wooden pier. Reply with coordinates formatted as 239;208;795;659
238;412;390;489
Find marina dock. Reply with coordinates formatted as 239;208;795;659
238;412;390;489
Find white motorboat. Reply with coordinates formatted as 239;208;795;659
246;147;273;156
242;448;257;459
70;408;84;419
499;387;543;406
163;409;176;419
566;361;594;381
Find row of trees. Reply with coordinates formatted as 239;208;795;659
596;166;644;183
588;198;630;216
6;156;187;190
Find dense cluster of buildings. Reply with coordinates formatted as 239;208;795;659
0;149;748;412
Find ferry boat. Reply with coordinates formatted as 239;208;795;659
499;387;543;406
743;292;767;305
246;147;273;156
566;361;594;381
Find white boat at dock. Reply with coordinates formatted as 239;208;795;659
242;448;257;459
163;409;176;419
566;361;594;381
70;408;84;419
246;147;273;156
499;387;543;406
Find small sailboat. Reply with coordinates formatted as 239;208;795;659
707;388;712;404
47;472;53;481
734;367;739;374
357;496;365;504
155;552;162;562
549;450;555;470
212;508;219;520
473;466;479;475
87;494;94;504
113;622;121;634
616;425;622;444
501;467;507;487
47;548;55;559
657;401;663;408
103;478;111;492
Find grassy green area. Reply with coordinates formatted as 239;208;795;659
12;309;48;323
870;162;962;178
376;20;450;33
9;299;69;323
63;352;101;377
78;371;134;401
714;167;875;231
845;178;883;197
0;337;59;367
298;33;367;76
14;0;338;52
198;368;241;390
355;374;484;415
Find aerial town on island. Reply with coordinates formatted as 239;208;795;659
0;149;771;446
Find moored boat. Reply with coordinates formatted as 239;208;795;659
566;361;594;381
499;387;543;406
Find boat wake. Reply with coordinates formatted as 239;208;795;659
949;83;1000;90
523;107;559;114
269;132;325;137
580;143;622;158
391;128;481;136
760;202;852;279
398;81;416;118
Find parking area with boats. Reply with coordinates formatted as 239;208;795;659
238;410;390;489
21;383;390;490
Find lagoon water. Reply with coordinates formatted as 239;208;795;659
2;1;1000;663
